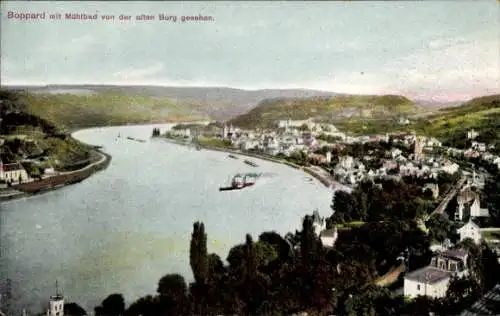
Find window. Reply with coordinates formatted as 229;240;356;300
417;284;421;291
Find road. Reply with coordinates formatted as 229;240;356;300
58;150;107;176
425;176;467;221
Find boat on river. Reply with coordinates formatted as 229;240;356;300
228;154;238;159
219;173;261;191
244;159;258;167
126;136;147;143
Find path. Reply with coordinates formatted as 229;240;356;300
58;151;106;176
424;176;467;221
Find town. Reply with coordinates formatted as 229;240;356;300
159;117;500;312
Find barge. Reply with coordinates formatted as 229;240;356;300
126;137;147;143
244;159;258;167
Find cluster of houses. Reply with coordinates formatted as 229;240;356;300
403;176;499;300
170;118;459;188
0;159;29;187
447;128;500;170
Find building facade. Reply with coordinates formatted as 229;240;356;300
0;161;29;183
457;220;482;245
404;249;469;299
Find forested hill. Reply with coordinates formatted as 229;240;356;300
229;94;417;128
412;94;500;150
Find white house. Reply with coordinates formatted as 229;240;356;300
441;162;460;174
457;220;482;245
471;142;487;152
319;227;338;248
339;156;354;170
404;266;451;299
0;161;29;183
404;249;469;299
467;129;479;140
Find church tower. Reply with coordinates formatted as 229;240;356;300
47;281;64;316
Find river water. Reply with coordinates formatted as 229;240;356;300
0;124;333;314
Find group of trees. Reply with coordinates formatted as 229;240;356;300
328;179;433;224
90;210;500;316
151;128;161;137
484;167;500;226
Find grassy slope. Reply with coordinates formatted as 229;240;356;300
25;92;209;129
229;94;417;129
410;94;500;146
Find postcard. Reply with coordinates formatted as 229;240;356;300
1;1;499;316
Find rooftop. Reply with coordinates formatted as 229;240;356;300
404;266;451;284
441;248;469;260
1;163;23;172
50;294;64;301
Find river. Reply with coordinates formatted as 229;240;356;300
0;124;333;314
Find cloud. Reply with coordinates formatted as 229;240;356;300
369;32;500;100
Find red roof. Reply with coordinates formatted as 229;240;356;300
2;163;23;172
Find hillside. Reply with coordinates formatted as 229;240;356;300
229;94;417;129
12;91;209;130
4;85;340;121
411;94;500;149
0;90;94;174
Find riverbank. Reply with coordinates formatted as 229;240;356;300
155;136;344;190
0;141;111;203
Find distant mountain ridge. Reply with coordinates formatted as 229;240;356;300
2;84;342;120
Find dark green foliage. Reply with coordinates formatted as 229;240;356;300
94;294;125;316
300;215;320;266
484;170;500;226
151;128;160;137
189;222;208;285
425;213;455;243
330;179;431;224
64;302;87;316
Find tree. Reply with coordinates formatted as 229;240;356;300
95;294;125;316
189;221;208;284
484;171;500;226
64;303;87;316
300;215;319;266
425;213;453;243
330;191;357;223
259;231;293;261
444;277;481;313
189;221;209;315
125;295;160;316
156;274;188;315
157;274;187;299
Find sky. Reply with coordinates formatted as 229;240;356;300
1;1;499;101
